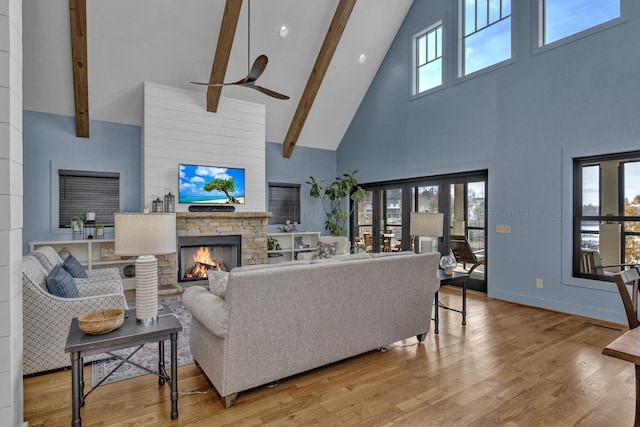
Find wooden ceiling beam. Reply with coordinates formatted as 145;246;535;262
207;0;243;113
282;0;357;158
69;0;89;137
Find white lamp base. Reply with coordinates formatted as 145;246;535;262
135;255;159;325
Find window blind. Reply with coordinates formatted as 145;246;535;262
59;169;120;227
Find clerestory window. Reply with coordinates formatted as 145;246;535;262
460;0;512;76
413;22;443;95
540;0;621;46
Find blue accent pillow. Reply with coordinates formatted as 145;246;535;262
62;254;88;278
47;265;80;298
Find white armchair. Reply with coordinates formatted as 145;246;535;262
22;255;128;375
297;236;351;261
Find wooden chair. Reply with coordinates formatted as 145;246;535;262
581;249;636;276
363;233;373;253
611;268;640;426
613;268;640;329
381;235;392;252
450;235;484;273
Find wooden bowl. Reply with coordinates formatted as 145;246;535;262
78;308;125;335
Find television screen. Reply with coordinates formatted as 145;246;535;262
179;164;245;204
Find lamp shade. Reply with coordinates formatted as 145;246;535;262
410;212;444;237
114;213;176;256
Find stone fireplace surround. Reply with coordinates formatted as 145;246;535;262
158;212;271;287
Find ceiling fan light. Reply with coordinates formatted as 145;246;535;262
279;25;289;38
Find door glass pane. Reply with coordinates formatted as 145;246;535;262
467;181;485;252
624;161;640;264
384;188;402;251
582;165;599;215
356;190;373;237
416;186;439;213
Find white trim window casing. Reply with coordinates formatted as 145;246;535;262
412;21;443;96
459;0;512;77
537;0;621;48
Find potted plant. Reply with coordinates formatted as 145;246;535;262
71;216;84;232
306;170;367;236
267;236;280;251
85;209;96;221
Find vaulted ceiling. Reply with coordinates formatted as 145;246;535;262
23;0;414;157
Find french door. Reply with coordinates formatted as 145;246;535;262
351;170;488;291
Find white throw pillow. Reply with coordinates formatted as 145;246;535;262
208;270;229;299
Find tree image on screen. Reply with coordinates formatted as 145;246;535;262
203;177;239;204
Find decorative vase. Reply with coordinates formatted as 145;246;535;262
440;254;457;275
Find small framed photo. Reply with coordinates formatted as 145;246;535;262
294;236;304;248
100;242;120;261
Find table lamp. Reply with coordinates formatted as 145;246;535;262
410;212;444;253
114;213;176;324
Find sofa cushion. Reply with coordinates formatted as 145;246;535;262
46;265;80;298
208;271;229;299
314;241;337;259
62;254;89;278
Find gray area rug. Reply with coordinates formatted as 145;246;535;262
91;295;194;387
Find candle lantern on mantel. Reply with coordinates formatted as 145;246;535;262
164;191;175;213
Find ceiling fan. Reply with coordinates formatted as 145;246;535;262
191;0;289;100
191;54;289;100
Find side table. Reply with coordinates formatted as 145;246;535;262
65;308;182;427
434;270;469;334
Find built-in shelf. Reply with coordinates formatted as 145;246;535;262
267;232;319;262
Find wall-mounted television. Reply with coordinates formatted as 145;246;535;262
179;164;245;204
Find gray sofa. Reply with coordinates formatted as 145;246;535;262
183;251;440;407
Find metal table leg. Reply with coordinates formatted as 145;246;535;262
71;351;82;427
434;291;439;334
158;340;165;386
170;332;179;420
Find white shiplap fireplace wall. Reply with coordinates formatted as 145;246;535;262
143;82;266;212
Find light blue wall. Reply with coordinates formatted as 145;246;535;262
265;142;336;235
23;111;142;254
22;113;338;256
338;0;640;323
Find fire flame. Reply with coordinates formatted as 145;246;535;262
188;246;222;279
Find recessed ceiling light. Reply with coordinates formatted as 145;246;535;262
279;25;289;38
358;53;367;64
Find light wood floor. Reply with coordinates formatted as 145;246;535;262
24;288;636;426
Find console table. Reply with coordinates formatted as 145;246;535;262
65;308;182;426
433;270;469;334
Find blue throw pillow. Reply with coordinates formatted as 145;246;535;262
47;265;80;298
62;254;88;278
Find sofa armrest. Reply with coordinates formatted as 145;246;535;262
183;286;229;338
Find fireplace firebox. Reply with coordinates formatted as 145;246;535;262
177;235;241;283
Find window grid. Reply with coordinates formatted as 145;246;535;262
464;0;510;37
415;24;443;94
574;152;640;280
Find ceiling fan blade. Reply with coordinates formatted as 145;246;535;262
253;84;290;100
246;55;268;83
189;81;236;86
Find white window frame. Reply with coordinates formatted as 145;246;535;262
457;0;516;80
534;0;629;54
412;20;444;97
